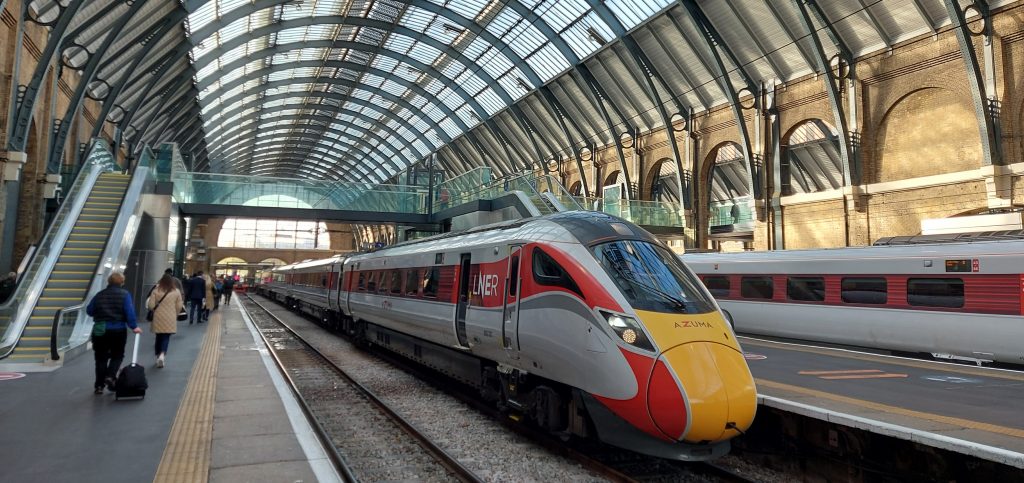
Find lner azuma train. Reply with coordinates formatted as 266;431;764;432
684;240;1024;365
260;211;756;460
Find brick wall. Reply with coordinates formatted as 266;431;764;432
783;200;848;249
865;181;988;239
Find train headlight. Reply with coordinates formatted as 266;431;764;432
603;313;655;351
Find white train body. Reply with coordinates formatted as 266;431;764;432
683;241;1024;365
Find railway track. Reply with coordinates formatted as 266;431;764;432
240;295;483;483
245;293;763;482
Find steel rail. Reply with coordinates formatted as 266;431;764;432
241;294;483;483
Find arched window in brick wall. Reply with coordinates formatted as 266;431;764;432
649;160;681;204
706;142;752;227
781;119;843;196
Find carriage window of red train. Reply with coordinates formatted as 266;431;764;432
740;277;773;299
405;269;420;296
841;278;887;304
532;248;582;296
787;277;825;302
702;276;730;298
390;271;402;294
367;272;378;292
357;272;366;291
423;267;440;298
907;278;964;308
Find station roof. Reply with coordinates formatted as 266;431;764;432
43;0;1006;183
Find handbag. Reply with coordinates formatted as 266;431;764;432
92;320;106;337
146;291;170;322
177;307;188;322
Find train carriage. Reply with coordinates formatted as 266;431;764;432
260;212;757;461
684;241;1024;365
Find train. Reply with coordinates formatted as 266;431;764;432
258;211;756;461
683;240;1024;365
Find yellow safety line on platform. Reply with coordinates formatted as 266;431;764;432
742;338;1024;381
153;313;222;483
756;378;1024;437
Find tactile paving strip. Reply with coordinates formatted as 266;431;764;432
153;314;223;483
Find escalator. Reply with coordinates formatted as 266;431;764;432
5;173;130;362
0;141;155;366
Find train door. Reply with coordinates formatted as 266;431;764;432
503;245;523;359
455;254;471;347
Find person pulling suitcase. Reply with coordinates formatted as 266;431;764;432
87;272;141;394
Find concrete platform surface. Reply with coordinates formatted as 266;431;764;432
743;336;1024;467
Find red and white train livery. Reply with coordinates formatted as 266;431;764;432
684;240;1024;365
261;212;756;460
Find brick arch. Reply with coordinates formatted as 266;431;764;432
780;119;844;195
872;87;982;183
568;180;582;196
603;170;623;187
645;158;679;202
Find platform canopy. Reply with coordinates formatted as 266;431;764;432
36;0;999;183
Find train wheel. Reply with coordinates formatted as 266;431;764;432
531;386;567;433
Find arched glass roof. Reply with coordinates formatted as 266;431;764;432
35;0;1010;183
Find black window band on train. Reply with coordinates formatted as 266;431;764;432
532;247;582;297
841;277;887;304
702;276;730;298
787;277;825;302
423;267;440;298
740;277;773;299
907;278;964;308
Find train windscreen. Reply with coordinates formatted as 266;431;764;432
591;241;716;314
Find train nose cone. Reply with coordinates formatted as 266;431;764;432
647;342;757;443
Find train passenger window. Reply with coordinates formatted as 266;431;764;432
423;267;440;298
740;277;774;299
390;271;402;294
907;278;964;308
532;248;581;296
357;272;365;291
702;276;730;298
787;277;825;302
841;278;887;304
378;272;389;293
366;272;377;292
405;269;420;296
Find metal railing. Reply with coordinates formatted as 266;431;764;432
0;140;119;359
50;303;84;361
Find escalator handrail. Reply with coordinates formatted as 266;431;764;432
0;153;115;357
49;303;84;361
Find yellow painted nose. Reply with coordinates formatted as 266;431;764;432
658;342;757;443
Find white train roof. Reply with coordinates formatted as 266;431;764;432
682;240;1024;275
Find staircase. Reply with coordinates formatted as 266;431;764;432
6;173;130;362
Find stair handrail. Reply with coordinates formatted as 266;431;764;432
57;155;155;356
0;141;118;359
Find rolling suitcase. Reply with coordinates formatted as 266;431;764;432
115;333;148;400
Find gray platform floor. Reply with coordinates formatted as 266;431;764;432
0;301;321;483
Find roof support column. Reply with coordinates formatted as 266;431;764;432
575;67;634;200
679;0;762;203
47;0;149;176
537;86;591;197
6;0;88;153
767;88;784;250
943;0;1002;168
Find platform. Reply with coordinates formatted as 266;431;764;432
0;303;338;483
743;336;1024;468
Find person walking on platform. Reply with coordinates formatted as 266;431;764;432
213;276;223;310
147;274;183;368
222;275;235;305
0;272;15;303
187;272;206;324
203;272;215;322
86;272;141;394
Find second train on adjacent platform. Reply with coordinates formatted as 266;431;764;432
259;212;756;461
683;240;1024;365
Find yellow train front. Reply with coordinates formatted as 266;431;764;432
555;215;758;460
